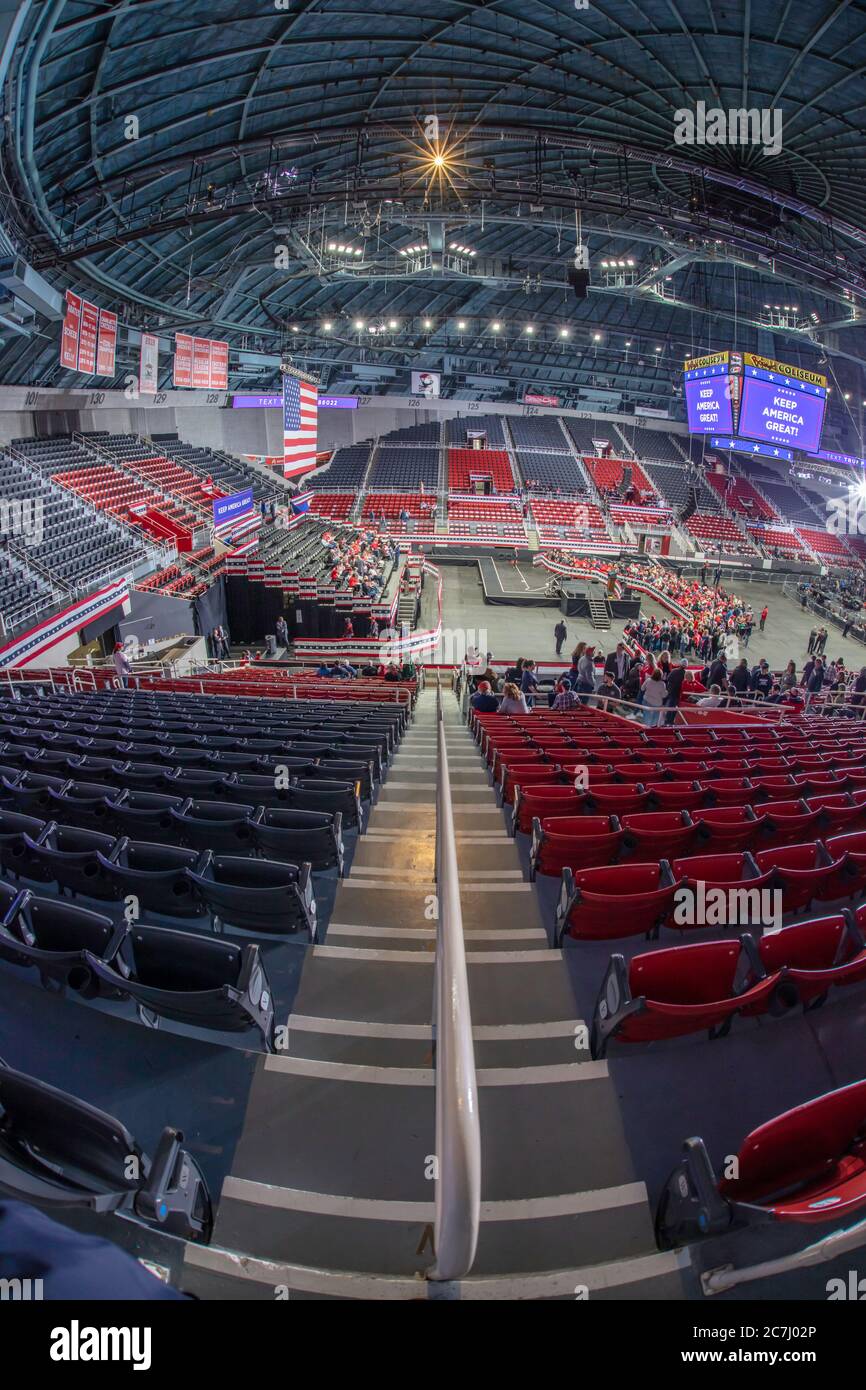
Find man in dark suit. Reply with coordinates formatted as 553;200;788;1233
554;619;567;656
663;658;688;724
604;642;630;683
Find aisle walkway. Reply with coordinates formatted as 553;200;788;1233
184;685;689;1299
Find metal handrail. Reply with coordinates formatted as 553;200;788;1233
429;679;481;1282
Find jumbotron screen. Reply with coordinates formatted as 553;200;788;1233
683;350;828;454
684;370;734;434
737;362;827;453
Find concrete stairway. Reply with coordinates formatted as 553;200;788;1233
183;686;689;1299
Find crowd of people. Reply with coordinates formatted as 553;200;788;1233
321;526;397;599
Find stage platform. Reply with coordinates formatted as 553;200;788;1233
478;557;560;607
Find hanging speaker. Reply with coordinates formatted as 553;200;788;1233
567;267;589;300
621;466;633;493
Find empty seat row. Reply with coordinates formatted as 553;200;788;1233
554;831;866;943
0;812;318;934
592;907;866;1056
0;878;275;1051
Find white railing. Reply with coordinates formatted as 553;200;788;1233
429;679;481;1281
702;1215;866;1296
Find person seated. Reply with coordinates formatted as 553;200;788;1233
383;662;401;682
698;684;723;708
499;681;530;714
470;680;499;713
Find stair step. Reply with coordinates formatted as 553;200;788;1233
282;1013;583;1067
202;1174;659;1280
293;948;575;1027
183;1240;690;1301
323;922;548;952
330;881;538;932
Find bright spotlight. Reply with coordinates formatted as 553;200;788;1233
423;319;433;328
491;322;501;332
560;328;569;337
525;325;534;334
389;319;398;329
354;319;364;330
457;320;466;330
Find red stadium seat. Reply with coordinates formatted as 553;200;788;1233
691;805;765;853
646;781;705;810
512;784;586;835
530;814;623;878
621;811;698;861
654;762;708;779
792;772;851;795
756;798;822;848
670;851;774;927
758;913;866;1007
697;778;756;806
657;1080;866;1248
490;745;545;780
500;762;563;804
806;793;866;837
591;939;780;1055
556;860;680;942
754;841;845;913
584;782;651;816
826;831;866;898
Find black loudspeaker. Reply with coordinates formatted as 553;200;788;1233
621;466;632;493
567;267;589;300
678;484;698;523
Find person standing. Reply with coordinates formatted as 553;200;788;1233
113;642;133;689
605;641;630;683
554;618;567;656
641;668;667;727
663;658;687;724
807;627;817;655
759;605;768;632
275;615;288;649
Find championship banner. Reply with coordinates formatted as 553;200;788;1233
139;333;159;394
209;339;229;390
77;301;99;374
192;337;212;389
95;310;118;377
59;291;82;371
173;333;194;388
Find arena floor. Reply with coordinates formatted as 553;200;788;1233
420;563;866;674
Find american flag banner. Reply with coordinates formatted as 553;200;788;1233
283;374;319;476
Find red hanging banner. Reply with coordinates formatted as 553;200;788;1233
77;300;99;374
59;291;82;371
209;339;229;390
192;337;212;388
95;310;118;376
173;333;194;388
